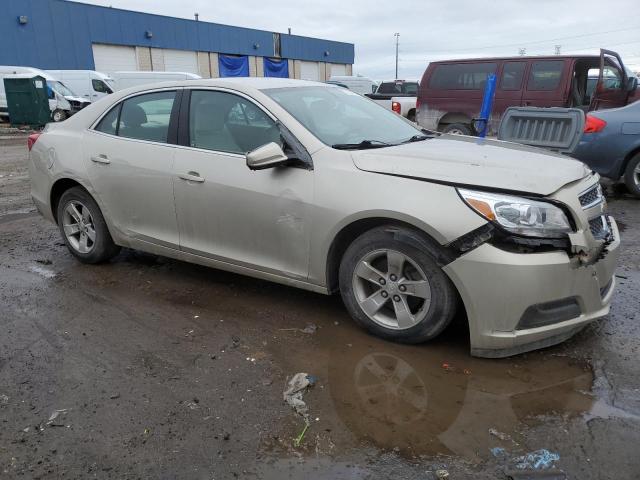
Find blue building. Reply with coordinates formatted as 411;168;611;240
1;0;354;80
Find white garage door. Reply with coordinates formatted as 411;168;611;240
163;49;199;74
331;64;347;77
92;44;137;74
300;61;320;81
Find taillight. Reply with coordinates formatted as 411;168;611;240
391;101;401;114
27;133;41;151
584;115;606;133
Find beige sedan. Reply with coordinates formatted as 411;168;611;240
28;78;619;357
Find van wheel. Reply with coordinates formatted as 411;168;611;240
52;109;67;122
442;123;472;135
407;110;416;122
57;187;120;264
623;154;640;198
339;226;457;344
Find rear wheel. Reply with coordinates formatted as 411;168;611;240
442;123;472;135
339;226;458;343
623;153;640;198
407;110;416;123
57;187;120;263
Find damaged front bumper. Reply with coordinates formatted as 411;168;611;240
443;215;620;358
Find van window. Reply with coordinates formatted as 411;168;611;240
429;63;498;90
500;62;526;90
117;91;176;143
527;60;564;91
92;79;113;94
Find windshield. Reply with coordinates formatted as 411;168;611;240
49;80;75;97
263;86;422;147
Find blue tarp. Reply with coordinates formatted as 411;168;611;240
218;55;249;77
263;58;289;78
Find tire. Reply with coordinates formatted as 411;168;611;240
56;187;120;264
339;225;458;344
52;109;67;122
407;110;416;123
442;123;472;136
623;153;640;198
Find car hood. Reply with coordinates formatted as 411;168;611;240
350;135;591;196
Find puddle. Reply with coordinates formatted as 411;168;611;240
269;320;597;460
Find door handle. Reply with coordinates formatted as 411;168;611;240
91;154;110;164
178;172;205;183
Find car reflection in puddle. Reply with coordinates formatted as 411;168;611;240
274;320;594;461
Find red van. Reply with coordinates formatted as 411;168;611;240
416;49;639;135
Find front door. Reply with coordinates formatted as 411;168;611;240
83;89;181;248
173;89;314;279
590;49;630;110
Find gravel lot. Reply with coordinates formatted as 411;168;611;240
1;135;639;479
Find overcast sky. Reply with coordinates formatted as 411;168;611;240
84;0;640;80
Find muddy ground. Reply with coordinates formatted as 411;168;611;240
1;135;639;479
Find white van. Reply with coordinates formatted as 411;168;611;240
46;70;115;101
328;75;378;95
111;71;201;90
0;66;91;122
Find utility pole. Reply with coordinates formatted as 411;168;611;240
194;13;199;21
394;33;400;79
555;44;561;55
518;47;527;56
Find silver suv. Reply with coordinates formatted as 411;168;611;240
28;78;619;357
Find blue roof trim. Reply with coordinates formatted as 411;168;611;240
0;0;354;70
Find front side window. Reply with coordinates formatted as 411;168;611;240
92;79;113;94
528;60;564;91
500;62;526;90
117;91;176;143
264;86;422;146
429;63;498;90
189;90;281;154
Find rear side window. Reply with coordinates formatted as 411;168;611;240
92;79;113;94
528;60;564;91
95;105;120;135
500;62;526;90
118;91;176;143
428;63;497;90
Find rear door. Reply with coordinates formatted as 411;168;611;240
83;89;181;247
590;49;629;110
522;59;568;107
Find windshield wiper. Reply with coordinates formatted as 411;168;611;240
331;139;394;150
402;134;430;143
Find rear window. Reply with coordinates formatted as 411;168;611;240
428;63;497;90
500;62;526;90
376;82;419;95
527;60;564;91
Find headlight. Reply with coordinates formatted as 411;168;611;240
458;188;572;238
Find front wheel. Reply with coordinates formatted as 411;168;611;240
623;154;640;198
51;109;67;122
339;226;458;343
57;187;120;264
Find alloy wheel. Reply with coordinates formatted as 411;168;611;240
62;200;96;254
352;249;432;330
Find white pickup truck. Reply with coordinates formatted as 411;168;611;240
365;80;419;122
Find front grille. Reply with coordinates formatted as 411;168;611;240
589;215;610;240
579;184;603;209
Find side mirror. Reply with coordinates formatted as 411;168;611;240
627;76;638;92
246;142;289;170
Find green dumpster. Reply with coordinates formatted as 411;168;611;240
4;74;51;127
